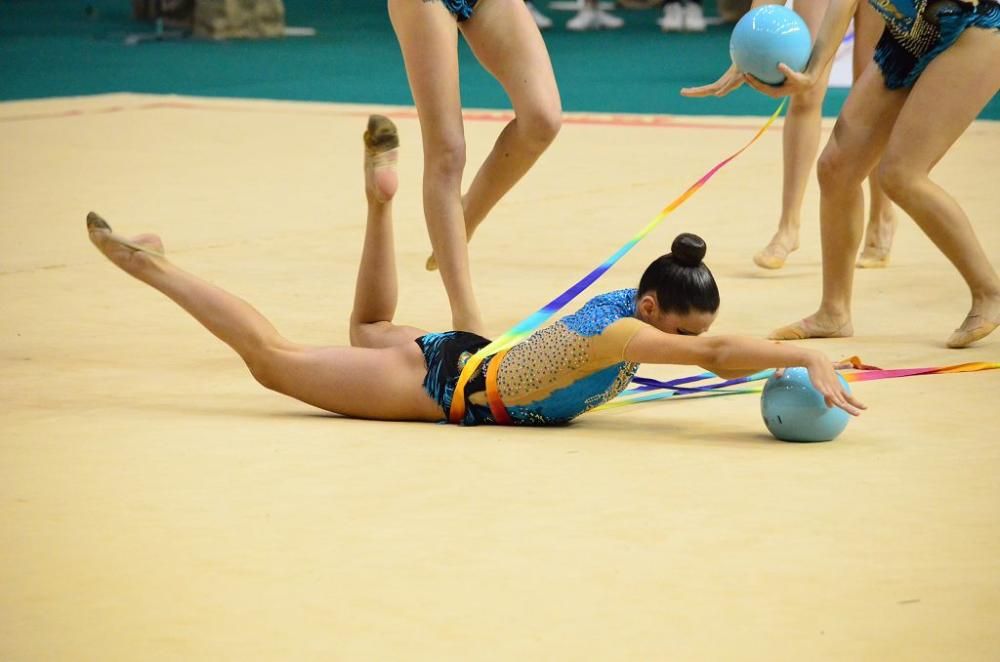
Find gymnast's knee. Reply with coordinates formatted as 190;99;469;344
788;85;824;116
817;143;861;194
876;156;919;204
243;343;295;393
424;134;467;182
348;319;391;348
516;103;561;151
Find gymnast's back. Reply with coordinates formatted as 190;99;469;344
493;289;646;425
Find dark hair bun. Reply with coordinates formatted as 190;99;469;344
671;233;707;267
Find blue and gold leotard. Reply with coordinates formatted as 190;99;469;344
868;0;1000;88
417;289;647;426
494;289;644;425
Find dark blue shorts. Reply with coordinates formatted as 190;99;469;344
873;0;1000;89
415;331;496;425
443;0;479;22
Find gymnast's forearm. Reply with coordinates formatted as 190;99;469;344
804;0;860;79
702;336;825;376
624;327;824;375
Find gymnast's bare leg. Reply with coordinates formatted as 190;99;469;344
772;28;1000;347
350;115;432;350
85;118;443;421
389;0;561;334
876;28;1000;347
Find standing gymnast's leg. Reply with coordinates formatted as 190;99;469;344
681;1;896;271
457;0;561;249
765;6;1000;346
753;0;834;270
874;27;1000;347
768;62;908;340
853;0;897;268
86;118;443;421
388;0;561;335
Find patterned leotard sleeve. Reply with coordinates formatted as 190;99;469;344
485;289;647;425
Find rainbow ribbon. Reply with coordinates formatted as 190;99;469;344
593;359;1000;412
448;102;788;423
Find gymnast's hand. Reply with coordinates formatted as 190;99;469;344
803;355;867;416
742;63;817;98
680;63;745;98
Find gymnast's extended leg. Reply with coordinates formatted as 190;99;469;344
350;115;432;350
85;122;443;420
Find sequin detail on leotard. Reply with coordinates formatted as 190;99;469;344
496;289;645;425
869;0;1000;88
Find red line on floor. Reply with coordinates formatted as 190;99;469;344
0;99;781;132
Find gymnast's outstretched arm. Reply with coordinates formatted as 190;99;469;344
623;326;865;414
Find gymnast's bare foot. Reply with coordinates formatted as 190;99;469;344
769;311;853;341
86;212;166;279
753;231;799;270
856;209;897;269
363;114;399;204
947;294;1000;348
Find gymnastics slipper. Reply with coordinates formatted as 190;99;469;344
86;212;165;258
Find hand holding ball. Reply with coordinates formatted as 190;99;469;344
730;5;812;85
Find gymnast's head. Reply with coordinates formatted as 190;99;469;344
635;233;720;336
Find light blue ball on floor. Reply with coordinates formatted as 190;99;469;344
760;367;851;443
730;5;812;85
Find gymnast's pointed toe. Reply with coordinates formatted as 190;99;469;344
87;211;112;232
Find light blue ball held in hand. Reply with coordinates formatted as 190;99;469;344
730;5;812;85
760;367;851;443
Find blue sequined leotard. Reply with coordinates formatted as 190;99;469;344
418;289;647;426
491;289;645;425
868;0;1000;88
